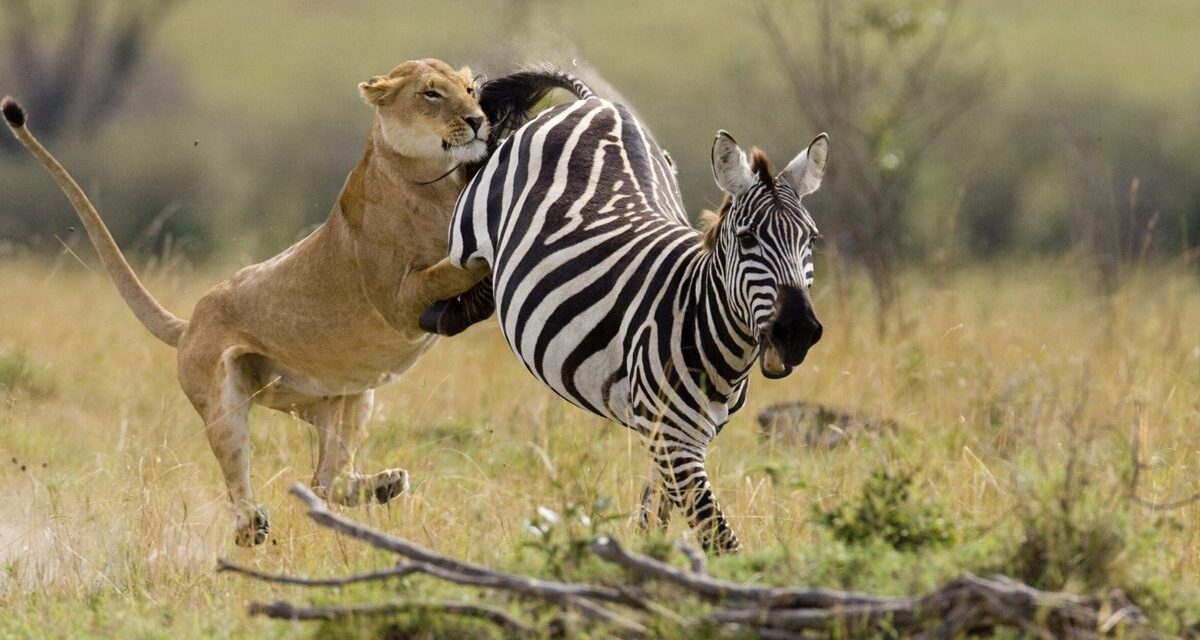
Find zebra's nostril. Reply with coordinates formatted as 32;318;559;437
811;321;823;344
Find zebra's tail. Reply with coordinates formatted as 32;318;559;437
479;68;597;146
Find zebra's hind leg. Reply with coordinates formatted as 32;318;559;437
634;481;673;532
652;444;742;553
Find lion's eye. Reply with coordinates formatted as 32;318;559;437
737;231;758;251
422;90;443;100
466;86;476;96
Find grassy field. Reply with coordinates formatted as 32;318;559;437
3;4;1200;635
1;253;1198;637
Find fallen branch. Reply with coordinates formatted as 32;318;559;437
219;553;638;625
217;559;420;587
284;483;644;609
674;540;707;575
593;535;886;609
222;482;1146;639
247;598;533;634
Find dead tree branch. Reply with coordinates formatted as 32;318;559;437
674;540;707;575
247;598;534;634
223;482;1146;638
285;484;645;609
216;559;423;587
593;535;885;609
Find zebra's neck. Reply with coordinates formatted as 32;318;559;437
681;250;759;402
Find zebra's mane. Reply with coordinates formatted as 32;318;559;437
700;195;732;252
700;147;776;252
750;148;776;193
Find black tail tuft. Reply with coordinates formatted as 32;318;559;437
2;96;26;128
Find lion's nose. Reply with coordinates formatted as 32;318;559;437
464;115;483;134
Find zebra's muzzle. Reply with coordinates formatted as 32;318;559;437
760;286;822;379
760;344;794;379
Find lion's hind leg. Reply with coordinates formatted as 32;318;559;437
302;391;409;507
185;348;271;547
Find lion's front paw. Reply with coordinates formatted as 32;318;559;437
233;505;270;547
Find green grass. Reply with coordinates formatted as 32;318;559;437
0;255;1198;636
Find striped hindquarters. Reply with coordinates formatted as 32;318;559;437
449;98;696;420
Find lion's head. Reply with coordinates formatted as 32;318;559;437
359;59;488;164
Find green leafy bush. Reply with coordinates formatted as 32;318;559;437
816;468;953;551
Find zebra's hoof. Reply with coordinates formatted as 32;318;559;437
419;300;451;334
420;295;494;337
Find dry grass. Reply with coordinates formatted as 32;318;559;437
0;253;1198;637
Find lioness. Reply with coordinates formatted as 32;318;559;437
1;58;491;546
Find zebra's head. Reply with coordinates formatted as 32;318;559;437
707;131;828;379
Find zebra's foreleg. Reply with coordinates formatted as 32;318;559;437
651;443;741;554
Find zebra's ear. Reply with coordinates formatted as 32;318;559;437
711;131;754;196
779;133;829;197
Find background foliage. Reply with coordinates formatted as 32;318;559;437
2;0;1198;271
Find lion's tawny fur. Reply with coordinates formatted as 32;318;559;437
3;59;491;546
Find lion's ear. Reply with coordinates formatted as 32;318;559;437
359;76;396;106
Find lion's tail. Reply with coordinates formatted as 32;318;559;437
3;96;187;347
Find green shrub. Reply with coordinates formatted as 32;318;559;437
816;467;953;551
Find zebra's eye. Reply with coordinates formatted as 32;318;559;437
808;232;823;252
736;231;758;251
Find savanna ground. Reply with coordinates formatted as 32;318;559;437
1;252;1198;638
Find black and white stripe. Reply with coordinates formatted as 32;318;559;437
448;76;829;552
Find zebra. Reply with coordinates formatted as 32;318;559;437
434;72;828;552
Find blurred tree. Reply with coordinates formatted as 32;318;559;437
0;0;182;153
755;0;993;323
